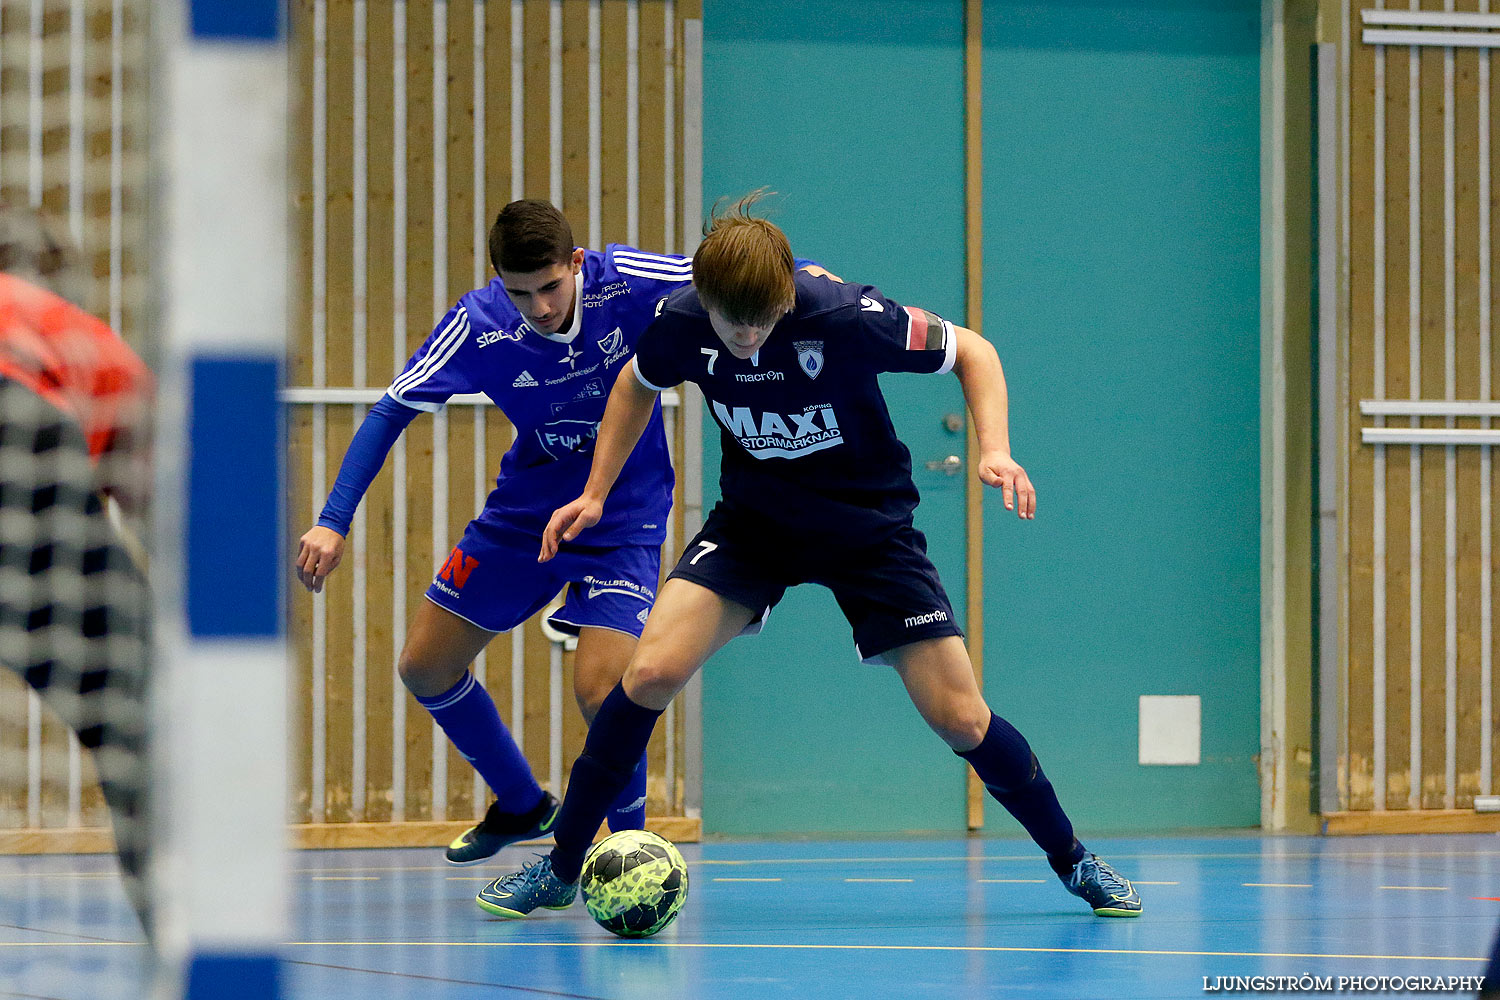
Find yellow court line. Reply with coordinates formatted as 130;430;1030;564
1379;885;1448;891
1243;883;1314;888
279;941;1488;963
712;877;782;882
0;872;114;879
978;879;1045;884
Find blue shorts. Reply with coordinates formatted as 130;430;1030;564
425;517;660;637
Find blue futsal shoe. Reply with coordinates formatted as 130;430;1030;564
475;856;578;918
1060;852;1142;917
446;793;559;866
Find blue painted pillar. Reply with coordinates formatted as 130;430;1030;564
153;2;287;997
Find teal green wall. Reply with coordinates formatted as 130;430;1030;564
700;0;970;835
698;0;1262;835
979;0;1262;831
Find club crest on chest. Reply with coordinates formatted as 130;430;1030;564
793;340;824;380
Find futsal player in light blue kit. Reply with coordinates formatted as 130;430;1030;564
296;200;824;863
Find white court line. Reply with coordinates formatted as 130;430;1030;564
278;941;1488;963
290;846;1500;874
1379;884;1449;891
3;941;1489;963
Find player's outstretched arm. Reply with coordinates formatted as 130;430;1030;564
539;365;662;562
294;395;420;592
952;325;1036;520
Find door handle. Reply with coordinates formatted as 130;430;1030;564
924;455;963;475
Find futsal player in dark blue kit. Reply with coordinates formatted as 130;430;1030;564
477;194;1143;920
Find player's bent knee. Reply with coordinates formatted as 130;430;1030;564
622;658;691;711
396;650;466;698
574;680;610;722
928;705;992;752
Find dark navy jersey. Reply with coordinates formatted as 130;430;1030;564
631;272;957;545
388;244;689;546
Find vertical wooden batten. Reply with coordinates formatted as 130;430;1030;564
963;0;984;832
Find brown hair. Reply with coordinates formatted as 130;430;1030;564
692;189;795;327
488;199;575;273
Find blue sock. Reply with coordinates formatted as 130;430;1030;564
957;713;1084;873
606;750;649;832
550;683;661;882
415;672;545;815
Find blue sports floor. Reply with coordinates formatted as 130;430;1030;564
1;833;1495;999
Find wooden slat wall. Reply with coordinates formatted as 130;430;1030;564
0;0;147;841
287;0;702;846
1344;0;1497;817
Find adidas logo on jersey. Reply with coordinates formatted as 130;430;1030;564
513;370;539;387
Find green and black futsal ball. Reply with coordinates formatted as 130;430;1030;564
580;829;689;937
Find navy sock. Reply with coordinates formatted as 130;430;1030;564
415;672;545;815
550;683;662;883
957;713;1085;874
606;749;650;832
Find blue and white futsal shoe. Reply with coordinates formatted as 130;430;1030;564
475;855;578;918
1061;852;1142;917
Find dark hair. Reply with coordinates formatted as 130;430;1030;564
692;189;795;327
488;199;575;273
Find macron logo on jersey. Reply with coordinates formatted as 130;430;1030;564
711;400;844;460
513;370;539;387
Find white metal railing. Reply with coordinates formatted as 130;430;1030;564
1363;8;1500;49
283;386;681;823
1359;400;1500;445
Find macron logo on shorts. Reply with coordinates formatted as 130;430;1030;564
903;609;949;629
436;546;480;596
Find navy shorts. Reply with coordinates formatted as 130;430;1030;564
425;516;660;637
667;503;963;664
